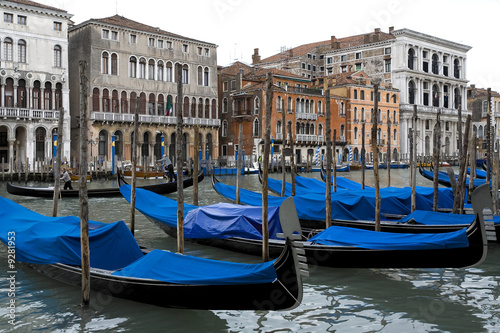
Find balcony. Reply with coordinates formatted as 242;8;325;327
0;107;60;120
91;112;220;127
296;134;317;142
276;133;283;140
296;112;318;120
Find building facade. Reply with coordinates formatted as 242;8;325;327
0;0;72;171
68;15;219;168
255;27;471;159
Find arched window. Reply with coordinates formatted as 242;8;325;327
318;100;322;114
35;127;46;160
361;108;365;122
142;132;150;157
182;64;189;84
102;51;109;74
253;119;259;137
139;58;146;79
121;91;128;113
157;60;164;81
295;98;300;113
4;38;13;61
276;96;282;112
408;48;415;70
340;102;345;115
432;54;439;75
44;82;52;110
354;107;358;121
129;56;137;78
454;87;460;109
183;96;190;117
148;93;155;115
166;62;173;82
205;98;210;118
254;97;260;115
432;84;440;107
211;99;217;119
148;59;155;80
454;59;460;79
18;79;27;108
157;94;165;115
197;66;203;85
102;89;109;112
277;121;282;135
204;68;209;86
222;98;228;113
340;124;345;139
33;81;41;109
53;45;61;67
354;127;358;140
98;130;108;158
129;92;137;113
112;90;119;113
198;98;203;118
393;129;397;142
17;39;26;63
408;80;415;104
111;53;118;75
360;90;365;100
478;125;484;139
4;78;14;107
287;97;292;113
222;120;228;137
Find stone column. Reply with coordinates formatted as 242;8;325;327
8;139;15;171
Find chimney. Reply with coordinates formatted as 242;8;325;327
252;48;261;65
331;36;340;50
389;26;394;33
363;34;370;44
374;28;381;33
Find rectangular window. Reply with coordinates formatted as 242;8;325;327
166;41;172;49
443;66;449;76
4;13;13;23
223;81;228;91
111;31;118;40
18;15;26;25
149;38;155;47
102;29;109;39
158;40;163;48
384;47;391;55
355;52;361;59
423;51;428;58
230;80;236;91
385;60;391;72
204;48;210;56
423;61;429;73
340;66;346;73
182;44;189;53
327;57;333;64
222;145;227;156
53;21;62;31
355;63;362;71
340;55;347;62
197;47;203;55
130;34;137;44
301;63;306;69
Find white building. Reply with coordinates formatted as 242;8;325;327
0;0;72;171
391;28;471;157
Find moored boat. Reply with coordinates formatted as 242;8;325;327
0;195;306;310
121;182;491;268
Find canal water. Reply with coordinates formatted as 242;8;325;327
0;169;499;332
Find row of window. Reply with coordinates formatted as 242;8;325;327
408;80;462;109
353;90;397;103
91;88;217;118
3;12;62;30
352;108;399;124
0;37;62;67
408;48;462;78
117;54;210;85
102;29;210;56
1;78;63;110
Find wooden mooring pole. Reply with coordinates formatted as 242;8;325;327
176;64;185;254
325;84;332;228
78;61;90;307
262;72;273;262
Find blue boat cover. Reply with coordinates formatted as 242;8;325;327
268;175;370;195
214;179;457;221
120;184;283;239
308;225;469;250
397;210;475;225
112;249;277;285
0;197;143;270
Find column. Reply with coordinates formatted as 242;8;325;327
8;139;15;171
13;85;17;107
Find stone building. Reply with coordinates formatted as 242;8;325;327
0;0;72;171
68;15;219;169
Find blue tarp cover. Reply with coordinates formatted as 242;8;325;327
0;197;143;270
308;225;469;250
398;210;475;225
120;184;283;239
112;249;277;285
214;179;457;221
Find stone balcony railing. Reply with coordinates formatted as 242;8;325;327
0;107;60;120
91;111;220;127
296;112;318;120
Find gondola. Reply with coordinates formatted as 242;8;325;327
0;196;306;310
418;165;486;190
6;170;204;198
212;173;500;242
121;181;491;268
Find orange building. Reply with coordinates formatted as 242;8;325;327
315;71;401;164
219;62;331;166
